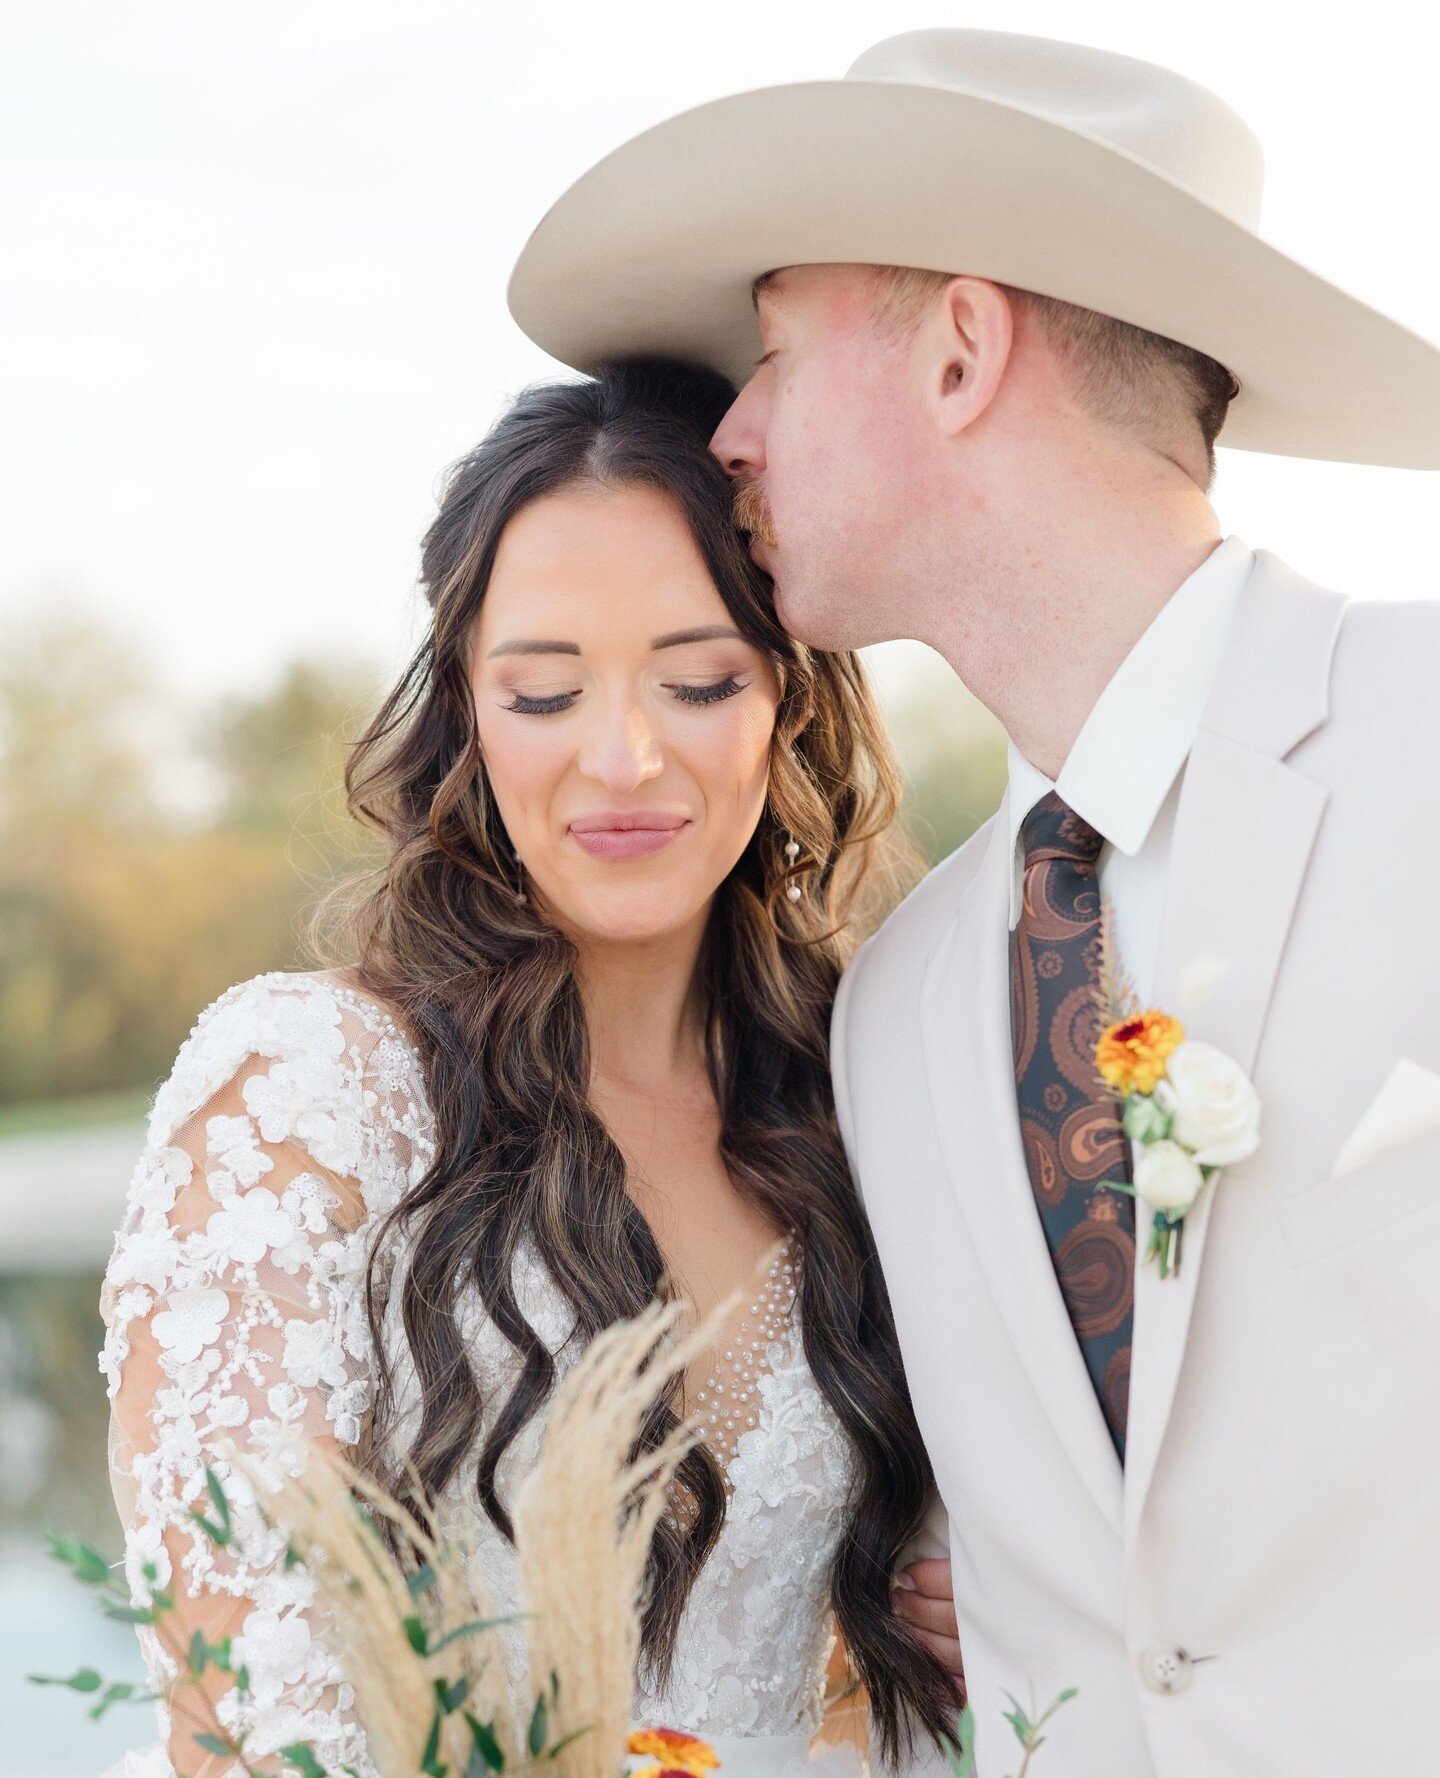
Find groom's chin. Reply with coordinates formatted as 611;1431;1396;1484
772;575;875;653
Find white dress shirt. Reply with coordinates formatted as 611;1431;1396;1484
1006;535;1256;1003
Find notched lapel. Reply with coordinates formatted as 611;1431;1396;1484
1125;557;1347;1546
920;801;1125;1537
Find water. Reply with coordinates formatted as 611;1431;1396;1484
1;1541;152;1778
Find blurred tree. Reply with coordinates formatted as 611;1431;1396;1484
882;652;1008;865
0;606;380;1107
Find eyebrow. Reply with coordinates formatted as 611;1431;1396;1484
487;625;745;660
751;269;783;312
486;638;582;658
650;624;745;650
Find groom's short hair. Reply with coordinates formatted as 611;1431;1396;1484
871;265;1238;483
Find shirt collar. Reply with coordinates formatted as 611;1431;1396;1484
1006;534;1256;864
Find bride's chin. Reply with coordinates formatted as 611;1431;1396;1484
538;881;712;948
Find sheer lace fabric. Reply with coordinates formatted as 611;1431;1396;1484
100;972;854;1777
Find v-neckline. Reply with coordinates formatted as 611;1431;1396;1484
664;1236;800;1524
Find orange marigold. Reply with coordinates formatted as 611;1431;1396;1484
627;1729;721;1775
1095;1010;1185;1096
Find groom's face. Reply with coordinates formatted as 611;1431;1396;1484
711;264;927;651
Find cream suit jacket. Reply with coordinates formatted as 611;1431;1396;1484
834;554;1440;1777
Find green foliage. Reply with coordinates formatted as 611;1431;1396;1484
943;1687;1077;1778
883;653;1008;866
1123;1092;1174;1142
190;1463;235;1546
527;1692;549;1759
34;1465;592;1778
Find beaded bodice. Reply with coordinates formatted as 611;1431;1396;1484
99;972;855;1777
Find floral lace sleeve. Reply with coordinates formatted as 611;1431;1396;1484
99;971;433;1777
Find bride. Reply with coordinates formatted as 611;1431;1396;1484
100;359;960;1778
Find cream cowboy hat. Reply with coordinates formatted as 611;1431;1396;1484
508;28;1440;468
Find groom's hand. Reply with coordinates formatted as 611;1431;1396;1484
894;1559;965;1686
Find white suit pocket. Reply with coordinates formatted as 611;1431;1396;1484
1332;1058;1440;1176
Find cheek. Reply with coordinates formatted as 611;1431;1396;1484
474;708;567;842
780;367;894;525
693;698;776;835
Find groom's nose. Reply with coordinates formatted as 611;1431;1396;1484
709;381;767;480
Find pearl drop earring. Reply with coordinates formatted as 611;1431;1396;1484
784;837;802;903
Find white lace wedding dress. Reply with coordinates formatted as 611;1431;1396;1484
99;971;860;1778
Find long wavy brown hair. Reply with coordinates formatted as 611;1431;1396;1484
318;358;956;1759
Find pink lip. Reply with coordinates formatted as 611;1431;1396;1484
568;811;691;861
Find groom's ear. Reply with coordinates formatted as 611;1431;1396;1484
930;277;1014;438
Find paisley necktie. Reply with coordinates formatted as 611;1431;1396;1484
1009;790;1135;1460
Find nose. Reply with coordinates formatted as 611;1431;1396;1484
710;377;767;481
579;696;665;795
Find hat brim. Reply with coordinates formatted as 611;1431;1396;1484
508;78;1440;469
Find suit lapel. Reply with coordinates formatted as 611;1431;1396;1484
1124;553;1348;1544
921;793;1125;1537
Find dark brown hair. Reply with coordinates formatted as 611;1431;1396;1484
319;359;956;1759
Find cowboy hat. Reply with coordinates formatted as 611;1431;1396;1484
507;28;1440;468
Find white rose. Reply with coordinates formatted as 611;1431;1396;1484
1135;1140;1206;1216
1159;1040;1262;1167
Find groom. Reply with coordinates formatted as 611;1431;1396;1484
508;30;1440;1775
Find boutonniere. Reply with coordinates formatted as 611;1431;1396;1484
1093;918;1261;1278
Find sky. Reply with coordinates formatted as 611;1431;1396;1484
3;0;1438;706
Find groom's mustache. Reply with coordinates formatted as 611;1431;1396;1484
732;476;778;549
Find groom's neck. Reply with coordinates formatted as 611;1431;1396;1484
926;443;1221;782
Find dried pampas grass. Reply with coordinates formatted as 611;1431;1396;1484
514;1298;725;1778
234;1292;731;1778
233;1439;516;1777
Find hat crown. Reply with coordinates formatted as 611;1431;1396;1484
847;29;1265;230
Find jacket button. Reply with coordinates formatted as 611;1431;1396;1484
1139;1645;1194;1694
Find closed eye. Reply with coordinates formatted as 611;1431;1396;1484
505;689;578;715
669;676;746;706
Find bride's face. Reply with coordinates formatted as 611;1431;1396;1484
471;480;783;945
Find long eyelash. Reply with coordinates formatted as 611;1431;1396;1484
505;691;577;715
672;677;745;707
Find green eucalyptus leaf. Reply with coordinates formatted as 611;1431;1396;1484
189;1630;209;1677
203;1466;232;1531
188;1505;231;1548
545;1727;591;1762
280;1743;330;1777
1033;1687;1078;1731
45;1535;114;1585
436;1675;472;1714
430;1615;521;1654
403;1615;429;1656
407;1561;438;1602
465;1713;505;1773
194;1734;239;1756
527;1693;548;1759
420;1704;446;1774
940;1709;975;1778
89;1681;151;1719
99;1602;157;1625
29;1666;104;1692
